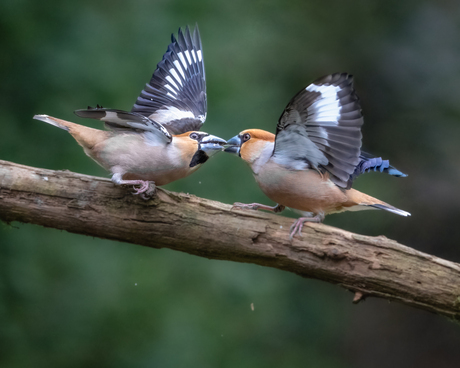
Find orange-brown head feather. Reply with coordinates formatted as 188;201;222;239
238;129;275;164
171;132;200;164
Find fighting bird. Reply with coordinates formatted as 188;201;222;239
34;25;226;198
225;73;410;239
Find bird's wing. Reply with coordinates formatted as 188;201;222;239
273;73;363;189
74;25;206;143
130;25;207;135
74;106;172;144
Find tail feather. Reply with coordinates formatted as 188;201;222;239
368;203;411;217
345;189;411;217
33;114;71;131
33;114;109;150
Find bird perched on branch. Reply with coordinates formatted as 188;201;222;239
225;73;410;239
34;25;226;198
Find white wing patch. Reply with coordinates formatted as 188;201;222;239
165;76;179;90
184;50;192;65
173;60;186;78
169;69;183;86
306;84;341;96
164;82;178;100
176;53;188;70
149;105;195;124
306;84;341;123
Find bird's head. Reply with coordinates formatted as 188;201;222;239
174;131;227;168
224;129;275;164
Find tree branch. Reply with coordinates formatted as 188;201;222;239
1;159;460;320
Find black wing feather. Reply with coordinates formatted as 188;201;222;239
273;73;364;188
74;107;172;143
73;26;207;141
131;25;207;135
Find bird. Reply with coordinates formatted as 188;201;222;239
33;25;226;198
224;73;410;239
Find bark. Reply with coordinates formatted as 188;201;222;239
1;159;460;320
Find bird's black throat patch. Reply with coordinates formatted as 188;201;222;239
189;150;209;168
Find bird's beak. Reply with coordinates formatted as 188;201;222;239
200;135;227;157
224;135;241;155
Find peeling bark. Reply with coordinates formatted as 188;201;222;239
1;159;460;320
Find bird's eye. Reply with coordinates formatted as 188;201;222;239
242;133;251;142
190;133;199;140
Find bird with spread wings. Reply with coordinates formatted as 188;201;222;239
34;25;226;198
225;73;409;238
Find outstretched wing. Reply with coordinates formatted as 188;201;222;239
74;106;172;144
273;73;364;189
131;25;207;135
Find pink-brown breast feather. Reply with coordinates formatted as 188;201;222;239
94;133;199;186
255;161;354;214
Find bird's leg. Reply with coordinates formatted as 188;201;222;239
232;202;285;213
289;213;325;240
111;173;156;198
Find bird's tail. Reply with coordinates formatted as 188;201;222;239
33;114;108;149
367;203;411;216
33;114;74;131
346;189;411;217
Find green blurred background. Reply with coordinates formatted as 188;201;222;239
2;0;460;367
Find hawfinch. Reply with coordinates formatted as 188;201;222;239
225;73;410;239
34;26;226;197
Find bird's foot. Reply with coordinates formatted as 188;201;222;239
289;214;324;240
132;181;156;199
111;173;156;199
130;180;150;195
231;202;284;212
138;182;156;200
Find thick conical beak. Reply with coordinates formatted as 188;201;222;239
224;135;241;155
200;135;227;156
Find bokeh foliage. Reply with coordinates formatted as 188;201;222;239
1;0;460;367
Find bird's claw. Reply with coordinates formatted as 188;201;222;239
289;220;305;240
141;184;156;199
288;215;323;240
132;181;156;199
